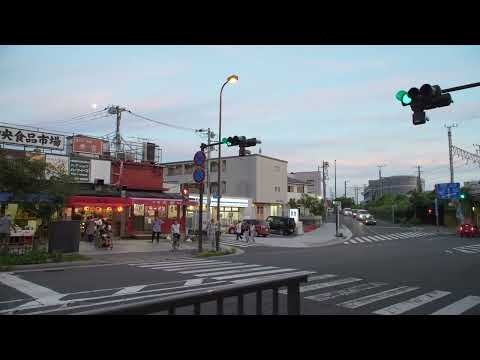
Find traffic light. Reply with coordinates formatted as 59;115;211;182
181;185;189;200
222;136;246;147
396;84;453;126
238;137;261;157
460;193;466;200
427;208;433;215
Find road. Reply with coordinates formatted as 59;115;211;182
1;216;480;315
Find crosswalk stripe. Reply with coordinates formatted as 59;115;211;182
373;290;451;315
305;282;386;302
279;277;363;295
338;286;419;309
179;264;257;274
364;236;379;242
193;266;277;277
455;248;477;254
308;274;338;282
375;235;392;240
232;271;316;284
127;258;193;266
360;237;373;242
371;236;386;241
385;234;403;239
356;238;365;243
431;295;480;315
160;262;235;271
131;259;208;267
212;268;297;280
349;239;358;244
455;244;480;250
137;260;220;268
147;261;230;269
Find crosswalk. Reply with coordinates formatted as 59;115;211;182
129;258;480;315
447;243;480;255
219;238;262;248
343;231;436;245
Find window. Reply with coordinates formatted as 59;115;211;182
297;185;304;193
184;164;194;174
221;181;226;193
288;185;294;193
167;167;175;176
256;206;264;215
274;186;281;192
274;165;280;172
210;161;218;173
211;182;218;194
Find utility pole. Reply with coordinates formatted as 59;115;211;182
445;124;457;183
317;165;321;198
344;180;349;198
107;105;130;158
377;164;386;198
322;161;329;203
353;185;361;205
334;160;337;200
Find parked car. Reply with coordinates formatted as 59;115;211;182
266;216;296;235
362;215;377;225
227;220;270;237
356;209;370;221
352;209;359;219
458;223;479;238
343;208;352;216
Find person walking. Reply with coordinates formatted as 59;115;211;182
85;217;96;243
171;220;181;251
244;222;251;243
235;221;243;241
152;217;162;243
249;223;256;243
0;214;15;250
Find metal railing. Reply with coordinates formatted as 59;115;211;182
75;271;311;315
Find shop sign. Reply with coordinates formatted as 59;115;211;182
69;158;90;182
134;204;145;216
45;154;69;178
72;135;106;155
0;126;65;150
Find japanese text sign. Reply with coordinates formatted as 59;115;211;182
0;126;65;150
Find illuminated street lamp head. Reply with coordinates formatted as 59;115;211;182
227;75;239;84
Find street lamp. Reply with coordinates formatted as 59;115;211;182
215;74;238;251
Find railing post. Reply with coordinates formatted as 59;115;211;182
217;297;224;315
287;282;301;315
272;288;279;315
256;290;262;315
194;303;201;315
237;295;244;315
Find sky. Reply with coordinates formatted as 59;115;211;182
1;45;479;199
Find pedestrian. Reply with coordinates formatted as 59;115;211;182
235;221;243;241
244;222;250;243
85;216;96;243
171;220;181;250
249;223;256;243
0;214;15;249
152;216;162;243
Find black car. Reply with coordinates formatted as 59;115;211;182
266;216;296;235
362;215;377;225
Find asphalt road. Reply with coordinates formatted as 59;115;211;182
1;217;480;315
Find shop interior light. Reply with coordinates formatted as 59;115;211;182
106;207;112;211
96;207;102;212
84;206;89;211
117;206;124;212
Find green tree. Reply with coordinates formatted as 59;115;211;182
287;198;298;210
334;196;354;209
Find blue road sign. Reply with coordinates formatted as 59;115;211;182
194;151;206;167
193;168;205;183
435;183;460;200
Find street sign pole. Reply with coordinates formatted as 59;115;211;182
198;183;204;252
193;149;207;253
435;198;439;233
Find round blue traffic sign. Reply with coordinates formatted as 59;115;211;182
194;151;206;167
193;168;205;183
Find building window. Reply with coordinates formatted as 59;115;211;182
221;181;226;193
288;185;294;193
274;165;280;172
256;206;264;215
297;185;304;193
210;161;218;173
274;186;281;192
184;163;194;174
211;182;218;194
167;167;175;176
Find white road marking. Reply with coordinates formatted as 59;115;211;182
183;279;205;286
371;236;386;241
160;262;237;271
355;238;365;243
305;282;386;302
384;233;402;239
338;286;419;309
0;272;63;307
373;290;451;315
374;235;392;240
431;295;480;315
232;271;316;284
455;248;477;254
360;237;373;242
194;266;277;277
180;264;256;274
112;285;148;296
212;268;297;280
140;260;225;268
131;259;208;266
279;277;363;295
343;241;350;244
349;239;358;244
455;244;480;250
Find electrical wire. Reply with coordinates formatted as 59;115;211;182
128;111;197;132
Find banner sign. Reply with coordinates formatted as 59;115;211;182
69;158;90;182
45;154;69;179
435;183;460;200
0;126;65;150
72;136;106;155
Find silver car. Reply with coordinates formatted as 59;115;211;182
356;209;370;221
343;208;352;216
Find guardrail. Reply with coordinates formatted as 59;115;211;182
75;271;311;315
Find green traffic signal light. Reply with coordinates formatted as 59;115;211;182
395;90;412;106
221;137;232;146
460;193;466;199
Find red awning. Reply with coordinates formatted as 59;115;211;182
127;197;198;207
68;196;127;208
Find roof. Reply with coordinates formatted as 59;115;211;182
161;153;288;166
288;177;307;185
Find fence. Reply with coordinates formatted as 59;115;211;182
75;271;311;315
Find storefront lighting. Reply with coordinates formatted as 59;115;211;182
96;207;102;212
84;206;90;211
117;206;124;212
106;207;112;211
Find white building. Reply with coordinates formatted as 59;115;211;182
162;154;287;228
287;177;306;202
288;171;323;198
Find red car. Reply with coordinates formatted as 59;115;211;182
458;223;479;238
228;220;270;237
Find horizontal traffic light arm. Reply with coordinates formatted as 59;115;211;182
442;81;480;93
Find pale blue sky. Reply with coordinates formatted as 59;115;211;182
1;45;479;197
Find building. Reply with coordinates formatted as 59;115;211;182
363;175;425;202
287;177;307;203
288;171;323;198
162;154;288;228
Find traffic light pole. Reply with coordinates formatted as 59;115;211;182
441;82;480;93
435;198;439;233
198;182;203;253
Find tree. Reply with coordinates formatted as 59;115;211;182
0;153;78;244
334;196;354;209
287;198;298;210
297;194;324;216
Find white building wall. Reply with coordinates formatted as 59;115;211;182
89;159;111;184
255;156;287;204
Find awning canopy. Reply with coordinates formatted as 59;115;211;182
68;195;198;208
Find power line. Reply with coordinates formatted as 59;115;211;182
128;111;197;132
